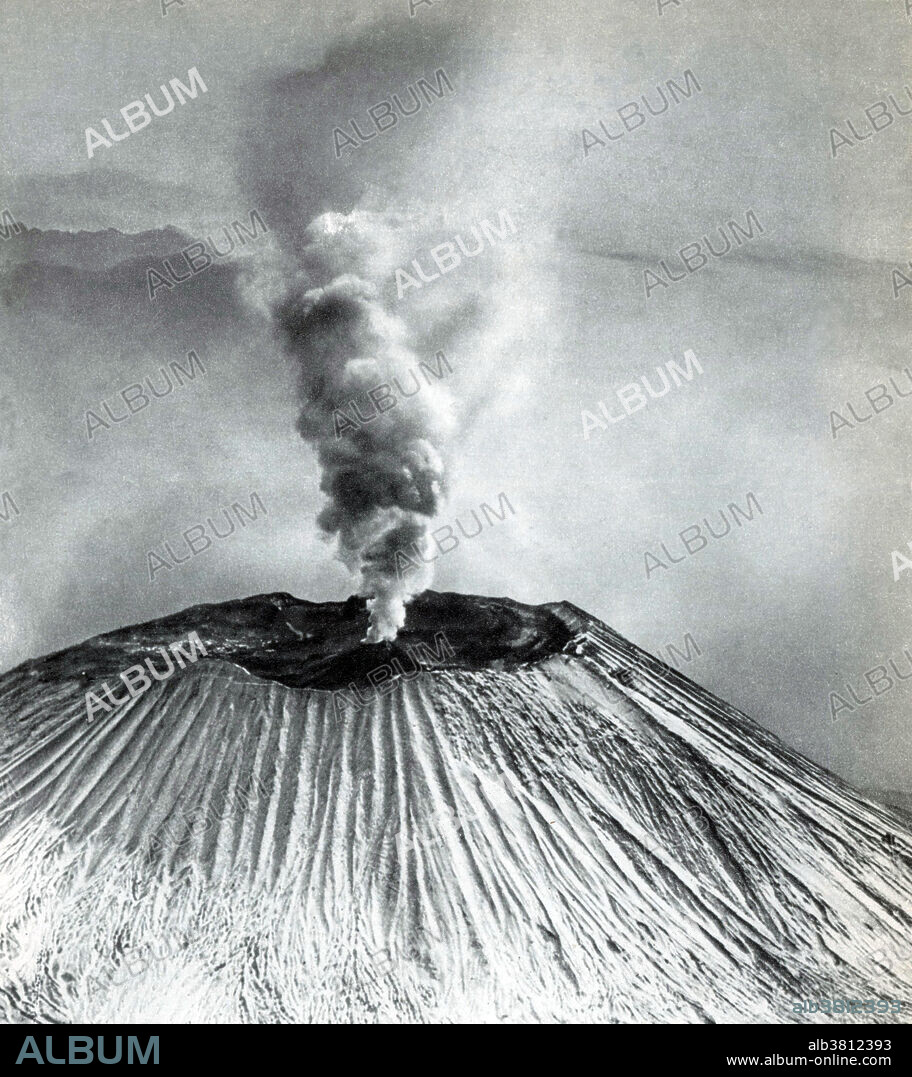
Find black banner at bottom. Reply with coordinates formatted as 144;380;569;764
0;1021;909;1068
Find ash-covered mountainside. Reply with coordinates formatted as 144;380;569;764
0;592;910;1024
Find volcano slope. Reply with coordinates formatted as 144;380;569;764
0;591;910;1024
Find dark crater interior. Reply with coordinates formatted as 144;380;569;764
18;591;576;692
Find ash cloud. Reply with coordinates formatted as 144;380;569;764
273;214;454;641
238;15;534;640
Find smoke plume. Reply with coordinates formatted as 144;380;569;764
273;212;453;642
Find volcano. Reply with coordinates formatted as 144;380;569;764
0;591;910;1024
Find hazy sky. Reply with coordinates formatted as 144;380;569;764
0;0;910;792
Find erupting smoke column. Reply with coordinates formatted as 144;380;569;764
274;212;452;642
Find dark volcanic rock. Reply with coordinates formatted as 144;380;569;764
11;591;576;692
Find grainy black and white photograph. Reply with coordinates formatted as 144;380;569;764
0;0;911;1051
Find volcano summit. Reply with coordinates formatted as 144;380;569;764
0;592;910;1023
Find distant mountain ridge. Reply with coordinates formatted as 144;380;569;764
0;225;193;271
